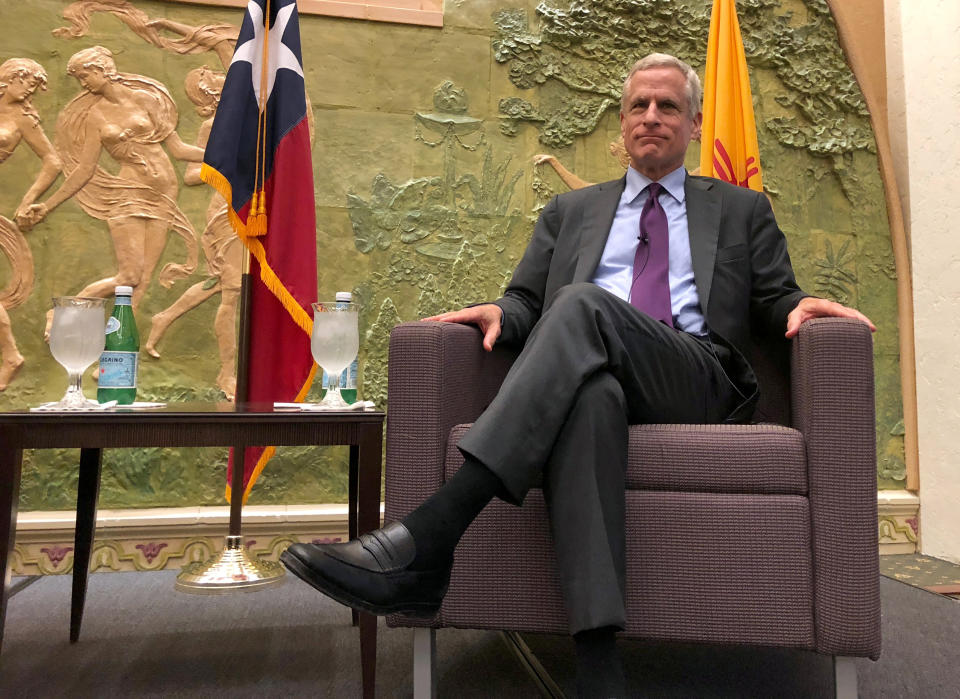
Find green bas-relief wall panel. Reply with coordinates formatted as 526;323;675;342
0;0;903;512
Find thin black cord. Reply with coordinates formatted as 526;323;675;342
632;235;651;284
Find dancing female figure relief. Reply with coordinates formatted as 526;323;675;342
146;67;241;400
20;46;203;331
0;58;62;389
533;137;631;191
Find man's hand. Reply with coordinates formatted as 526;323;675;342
423;304;502;352
785;297;876;338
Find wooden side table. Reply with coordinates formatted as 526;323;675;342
0;403;385;697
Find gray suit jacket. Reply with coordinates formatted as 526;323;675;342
493;173;808;420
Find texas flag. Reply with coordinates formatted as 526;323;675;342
699;0;763;192
201;0;318;503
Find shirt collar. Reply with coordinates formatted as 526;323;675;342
623;164;687;205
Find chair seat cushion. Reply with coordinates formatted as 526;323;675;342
446;422;806;495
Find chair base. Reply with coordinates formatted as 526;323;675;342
834;655;858;699
413;631;861;698
413;627;437;699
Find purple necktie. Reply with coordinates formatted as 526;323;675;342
629;182;673;327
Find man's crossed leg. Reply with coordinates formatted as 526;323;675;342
282;284;740;697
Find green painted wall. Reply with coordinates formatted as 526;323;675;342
0;0;904;511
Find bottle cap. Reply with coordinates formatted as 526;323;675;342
335;291;352;302
115;285;133;296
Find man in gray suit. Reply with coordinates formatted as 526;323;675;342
283;52;874;697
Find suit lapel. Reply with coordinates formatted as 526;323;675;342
573;176;626;282
685;175;722;315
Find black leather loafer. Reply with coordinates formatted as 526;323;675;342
280;521;451;617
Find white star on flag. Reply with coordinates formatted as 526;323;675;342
231;0;303;105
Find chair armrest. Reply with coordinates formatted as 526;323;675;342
791;317;881;658
384;321;517;522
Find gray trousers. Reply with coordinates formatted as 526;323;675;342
457;283;740;634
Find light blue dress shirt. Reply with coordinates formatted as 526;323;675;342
590;165;707;335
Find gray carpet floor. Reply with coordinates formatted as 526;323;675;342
0;571;958;697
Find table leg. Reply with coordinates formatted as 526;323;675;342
360;611;378;699
357;422;383;699
71;447;103;643
349;444;359;628
356;424;382;535
349;444;359;541
0;444;24;655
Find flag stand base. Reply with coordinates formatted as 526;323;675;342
175;535;285;594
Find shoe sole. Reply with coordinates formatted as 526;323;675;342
280;549;442;619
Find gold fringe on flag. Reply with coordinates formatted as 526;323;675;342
200;163;252;237
199;165;311;336
242;235;314;335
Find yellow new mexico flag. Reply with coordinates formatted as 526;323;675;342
699;0;763;192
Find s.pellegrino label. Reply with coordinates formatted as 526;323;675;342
98;286;139;405
99;351;138;388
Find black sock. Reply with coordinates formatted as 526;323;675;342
574;626;626;698
401;457;502;570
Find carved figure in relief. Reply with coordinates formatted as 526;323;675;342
533;137;631;191
0;58;61;389
19;46;203;333
145;67;240;400
141;17;238;70
56;0;239;71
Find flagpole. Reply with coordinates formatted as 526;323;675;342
175;247;286;593
229;248;254;535
178;0;316;591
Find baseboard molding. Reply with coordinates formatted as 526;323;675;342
878;489;919;554
12;490;917;575
11;504;377;576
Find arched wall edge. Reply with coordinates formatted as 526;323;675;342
824;0;918;491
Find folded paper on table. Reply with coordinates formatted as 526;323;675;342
31;400;118;412
273;401;376;412
30;401;167;412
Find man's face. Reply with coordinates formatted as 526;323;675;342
619;66;702;181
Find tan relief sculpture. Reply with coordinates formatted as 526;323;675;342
18;46;203;336
533;137;631;191
18;4;309;398
0;58;61;389
145;67;240;400
55;1;239;71
140;17;238;70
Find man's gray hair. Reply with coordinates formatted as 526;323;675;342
620;53;702;118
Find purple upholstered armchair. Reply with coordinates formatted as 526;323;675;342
384;317;880;698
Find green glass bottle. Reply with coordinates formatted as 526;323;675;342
98;285;139;405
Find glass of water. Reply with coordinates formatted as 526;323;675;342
48;296;106;409
311;301;359;409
